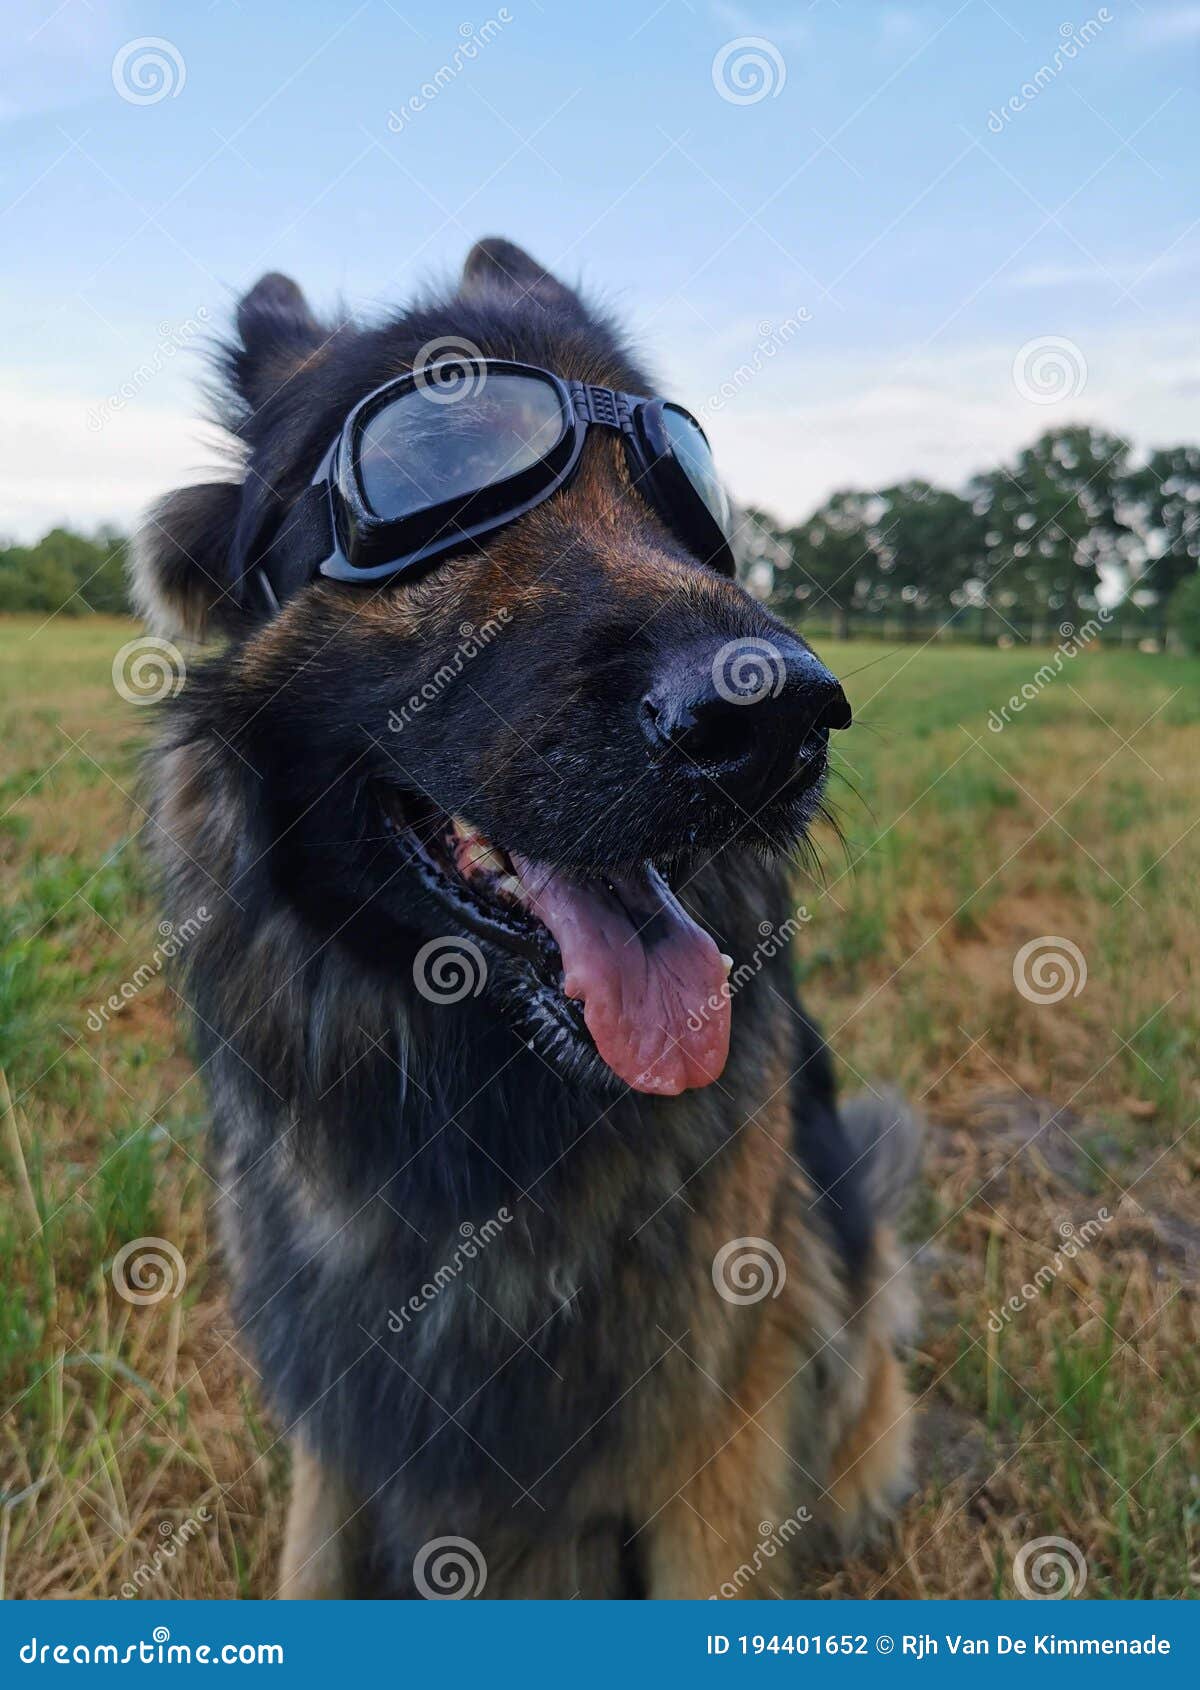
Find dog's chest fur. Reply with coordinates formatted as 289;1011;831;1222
205;1009;829;1574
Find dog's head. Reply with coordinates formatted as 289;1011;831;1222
134;240;849;1099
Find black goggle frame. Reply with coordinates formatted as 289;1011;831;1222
252;359;736;613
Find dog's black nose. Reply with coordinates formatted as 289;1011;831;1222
640;635;850;804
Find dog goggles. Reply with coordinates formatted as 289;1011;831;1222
254;358;736;609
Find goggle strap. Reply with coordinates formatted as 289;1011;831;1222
255;481;335;612
569;381;632;430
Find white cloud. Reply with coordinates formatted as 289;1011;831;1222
3;319;1196;545
1136;5;1200;45
708;1;810;50
0;0;125;122
0;377;225;542
875;8;930;49
679;320;1199;522
1004;250;1199;292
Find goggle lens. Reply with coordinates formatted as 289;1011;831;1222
358;369;569;520
661;404;731;538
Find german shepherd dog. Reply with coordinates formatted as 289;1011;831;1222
133;239;918;1599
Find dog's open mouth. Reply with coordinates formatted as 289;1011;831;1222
375;786;732;1095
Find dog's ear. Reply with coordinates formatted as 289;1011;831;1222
128;480;247;642
131;275;326;641
228;271;327;413
460;237;583;314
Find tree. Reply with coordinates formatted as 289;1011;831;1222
870;480;983;616
780;490;881;638
0;528;129;616
970;427;1135;622
1122;444;1200;604
736;504;792;601
1168;572;1200;652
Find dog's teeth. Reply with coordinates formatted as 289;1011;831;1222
462;841;506;877
449;813;507;877
720;952;734;975
495;874;526;902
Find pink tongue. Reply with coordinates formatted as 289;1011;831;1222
510;857;730;1095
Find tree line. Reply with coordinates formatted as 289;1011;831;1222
0;528;128;618
2;425;1199;648
745;425;1200;649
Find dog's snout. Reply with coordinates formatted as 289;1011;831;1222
640;637;850;804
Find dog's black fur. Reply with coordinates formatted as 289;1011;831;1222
134;238;916;1598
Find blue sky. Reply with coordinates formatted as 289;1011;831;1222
1;0;1197;539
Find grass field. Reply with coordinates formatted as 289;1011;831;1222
1;614;1198;1600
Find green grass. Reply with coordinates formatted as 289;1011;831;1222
1;616;1198;1598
